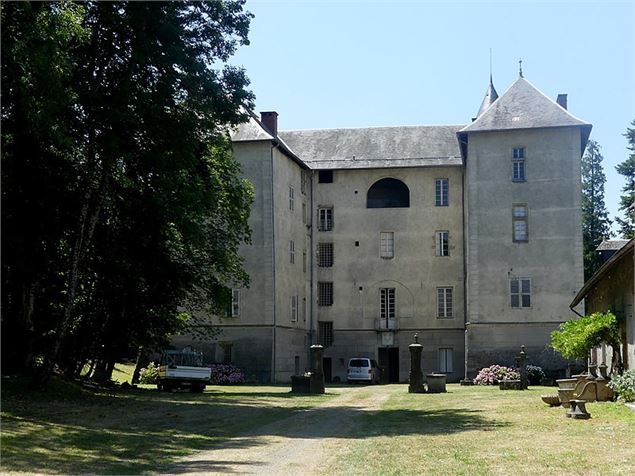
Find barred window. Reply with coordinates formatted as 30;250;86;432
291;295;298;322
303;249;307;273
435;178;449;206
229;289;240;318
318;282;333;306
318;207;333;231
510;277;531;309
435;231;449;257
289;240;295;264
289;186;294;210
318;321;333;347
380;231;394;259
380;288;395;319
437;287;453;318
318;243;334;267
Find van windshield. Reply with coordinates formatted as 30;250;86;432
349;359;370;367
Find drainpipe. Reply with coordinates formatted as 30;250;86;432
461;155;469;379
270;144;277;383
308;170;315;361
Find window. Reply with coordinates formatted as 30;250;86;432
303;249;307;273
295;356;301;375
318;243;334;267
318;207;333;231
380;288;396;319
436;231;449;257
318;282;333;306
437;287;453;318
302;297;307;321
439;348;453;373
302;202;307;224
318;321;333;347
289;186;294;210
435;178;449;206
513;204;528;242
222;343;232;364
318;170;333;183
291;295;298;322
510;277;531;309
366;178;410;208
230;289;240;317
380;232;394;259
289;240;295;263
512;147;525;182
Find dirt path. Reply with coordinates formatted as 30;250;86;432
169;385;396;475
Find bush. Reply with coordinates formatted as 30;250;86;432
608;369;635;402
526;365;545;385
208;364;245;385
474;365;520;385
139;362;159;384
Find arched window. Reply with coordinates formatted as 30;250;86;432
366;178;410;208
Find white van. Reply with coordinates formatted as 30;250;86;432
347;357;380;384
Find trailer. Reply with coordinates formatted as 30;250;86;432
157;347;211;393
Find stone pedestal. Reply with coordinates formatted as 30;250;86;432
408;334;425;393
309;345;325;394
518;345;528;389
426;373;447;393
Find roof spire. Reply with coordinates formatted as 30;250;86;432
519;58;523;78
474;52;499;118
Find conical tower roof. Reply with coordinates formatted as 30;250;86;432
476;75;499;117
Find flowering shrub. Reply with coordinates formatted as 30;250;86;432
608;369;635;402
473;365;520;385
526;365;545;385
208;364;245;385
139;362;159;384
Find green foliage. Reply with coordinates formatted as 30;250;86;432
615;120;635;239
138;363;159;385
581;140;612;280
550;312;620;360
608;369;635;402
1;1;255;382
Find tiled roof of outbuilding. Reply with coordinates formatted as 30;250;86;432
278;125;464;170
461;77;591;133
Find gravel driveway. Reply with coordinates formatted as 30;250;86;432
169;385;395;475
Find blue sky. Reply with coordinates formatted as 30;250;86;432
230;0;634;234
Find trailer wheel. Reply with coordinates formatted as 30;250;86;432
157;382;163;392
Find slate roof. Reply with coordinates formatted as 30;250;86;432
231;114;274;142
278;125;464;170
596;240;630;251
476;76;499;118
461;77;591;134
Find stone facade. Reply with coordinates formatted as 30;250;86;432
175;76;592;383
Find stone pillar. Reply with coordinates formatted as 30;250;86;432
518;345;528;389
408;334;425;393
309;345;325;394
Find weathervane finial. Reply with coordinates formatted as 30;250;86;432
519;58;523;78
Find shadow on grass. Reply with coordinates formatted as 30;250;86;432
1;377;506;475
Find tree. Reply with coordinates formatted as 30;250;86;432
615;120;635;238
1;1;255;385
550;311;622;373
581;140;612;280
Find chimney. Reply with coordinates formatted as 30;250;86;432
260;111;278;137
556;94;568;110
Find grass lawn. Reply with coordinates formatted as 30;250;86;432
1;372;331;474
328;385;635;475
1;372;634;475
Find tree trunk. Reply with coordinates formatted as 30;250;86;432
132;347;151;384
